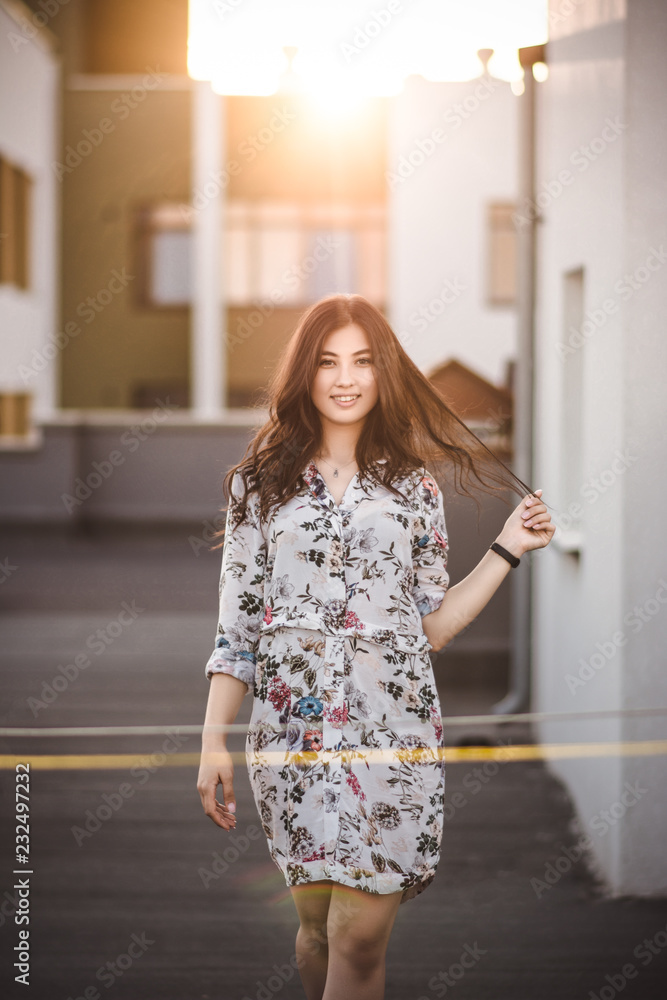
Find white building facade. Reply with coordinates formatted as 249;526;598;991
387;69;519;387
0;0;60;437
532;0;667;895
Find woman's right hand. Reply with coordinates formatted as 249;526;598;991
197;745;238;831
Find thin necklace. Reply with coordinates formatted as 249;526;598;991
316;454;357;478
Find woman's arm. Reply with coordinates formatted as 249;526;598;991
197;672;248;831
198;471;267;831
422;488;555;652
202;671;248;748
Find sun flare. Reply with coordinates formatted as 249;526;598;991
188;0;548;96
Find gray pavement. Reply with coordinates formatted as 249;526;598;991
1;525;666;999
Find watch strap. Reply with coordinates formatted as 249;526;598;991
489;541;520;568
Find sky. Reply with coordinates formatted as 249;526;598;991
188;0;549;101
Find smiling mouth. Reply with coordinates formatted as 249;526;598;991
331;395;360;402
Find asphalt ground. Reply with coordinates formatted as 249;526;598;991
1;525;666;1000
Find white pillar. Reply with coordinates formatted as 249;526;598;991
191;79;226;416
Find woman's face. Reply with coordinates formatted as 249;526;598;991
310;323;379;431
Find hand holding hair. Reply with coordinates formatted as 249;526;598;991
493;489;556;561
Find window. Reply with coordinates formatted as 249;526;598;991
560;268;584;548
225;200;386;306
0;155;31;289
0;392;31;440
487;202;517;306
134;199;386;309
134;202;192;308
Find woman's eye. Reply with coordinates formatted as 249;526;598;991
318;357;372;366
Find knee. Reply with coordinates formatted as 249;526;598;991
330;928;385;976
297;920;328;955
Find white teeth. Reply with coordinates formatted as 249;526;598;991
333;395;359;401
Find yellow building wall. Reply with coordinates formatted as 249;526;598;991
60;87;191;409
84;0;188;75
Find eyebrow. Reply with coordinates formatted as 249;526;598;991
320;349;372;357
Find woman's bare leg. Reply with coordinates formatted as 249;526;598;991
290;880;334;1000
323;884;402;1000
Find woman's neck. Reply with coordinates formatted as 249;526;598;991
317;422;362;464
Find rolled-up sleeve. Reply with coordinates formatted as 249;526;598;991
411;470;450;618
204;470;267;694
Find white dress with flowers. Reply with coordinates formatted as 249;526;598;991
204;459;450;903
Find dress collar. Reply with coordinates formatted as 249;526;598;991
302;458;389;513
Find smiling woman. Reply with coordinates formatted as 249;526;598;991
309;324;379;495
214;293;539;525
197;293;555;1000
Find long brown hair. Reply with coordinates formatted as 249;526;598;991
213;293;541;543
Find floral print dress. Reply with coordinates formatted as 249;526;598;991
204;458;450;903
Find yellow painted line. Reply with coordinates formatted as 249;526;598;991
450;740;667;761
1;740;667;770
0;752;204;770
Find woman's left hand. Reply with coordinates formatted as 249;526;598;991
496;488;556;557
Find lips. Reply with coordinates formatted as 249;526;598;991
331;394;360;407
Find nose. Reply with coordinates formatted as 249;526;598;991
335;362;356;386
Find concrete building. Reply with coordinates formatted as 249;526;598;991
532;0;667;895
387;68;519;392
0;0;60;439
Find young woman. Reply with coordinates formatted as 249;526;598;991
197;294;555;1000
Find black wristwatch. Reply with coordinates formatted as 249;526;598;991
489;541;520;568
